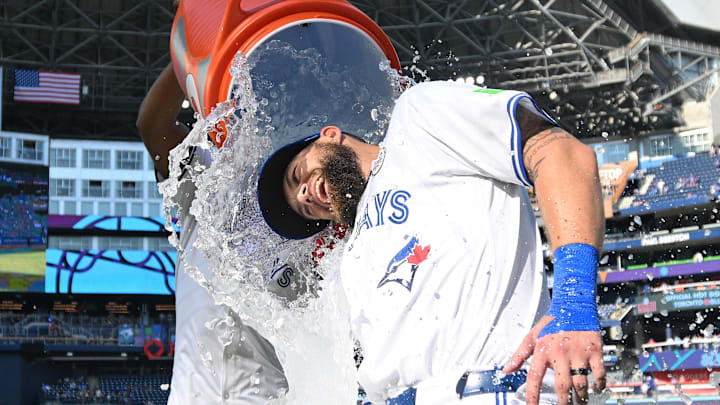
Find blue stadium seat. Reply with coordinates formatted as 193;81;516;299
620;153;720;215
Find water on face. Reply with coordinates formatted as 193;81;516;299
159;37;411;404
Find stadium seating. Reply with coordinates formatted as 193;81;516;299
100;375;171;403
618;153;720;215
0;193;46;244
0;311;174;347
42;375;170;404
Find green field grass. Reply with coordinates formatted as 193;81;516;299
0;250;46;275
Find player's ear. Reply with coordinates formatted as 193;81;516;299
319;126;344;144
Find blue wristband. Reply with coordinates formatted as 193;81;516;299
539;243;600;338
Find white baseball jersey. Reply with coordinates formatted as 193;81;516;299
342;81;554;403
160;147;290;404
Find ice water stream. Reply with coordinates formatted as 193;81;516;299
159;42;411;404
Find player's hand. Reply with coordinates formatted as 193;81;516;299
503;315;606;405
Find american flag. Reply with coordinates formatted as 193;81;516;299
14;69;81;105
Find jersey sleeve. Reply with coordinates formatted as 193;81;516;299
394;81;559;187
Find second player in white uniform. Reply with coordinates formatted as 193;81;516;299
139;64;304;404
161;146;291;404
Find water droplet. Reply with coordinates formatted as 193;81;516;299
352;103;364;113
370;108;379;122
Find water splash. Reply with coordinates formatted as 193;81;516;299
160;40;410;404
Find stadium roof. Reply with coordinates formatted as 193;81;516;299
655;0;720;33
1;0;719;141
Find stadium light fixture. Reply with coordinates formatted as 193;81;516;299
476;75;485;85
548;91;558;101
465;76;475;85
181;99;190;109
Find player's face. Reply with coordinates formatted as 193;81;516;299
283;139;365;226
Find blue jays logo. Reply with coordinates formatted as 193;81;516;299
377;236;431;292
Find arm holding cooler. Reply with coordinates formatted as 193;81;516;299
137;63;190;179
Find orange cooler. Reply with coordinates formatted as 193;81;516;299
170;0;401;148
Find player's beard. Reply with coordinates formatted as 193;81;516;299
317;143;366;226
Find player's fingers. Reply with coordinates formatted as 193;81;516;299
569;362;589;404
503;331;536;374
552;354;572;405
589;354;606;394
524;349;547;405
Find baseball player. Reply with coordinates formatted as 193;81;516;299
138;64;296;404
256;81;606;404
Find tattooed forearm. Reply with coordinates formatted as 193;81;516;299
523;127;576;182
516;105;580;183
527;156;546;183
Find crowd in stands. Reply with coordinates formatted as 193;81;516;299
618;152;720;214
0;310;174;347
0;193;47;244
645;173;701;196
41;375;170;404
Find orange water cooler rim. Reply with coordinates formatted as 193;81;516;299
172;0;400;119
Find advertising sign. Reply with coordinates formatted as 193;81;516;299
599;160;637;203
603;227;720;252
653;369;715;385
636;289;720;314
640;348;720;372
599;259;720;284
45;249;176;294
